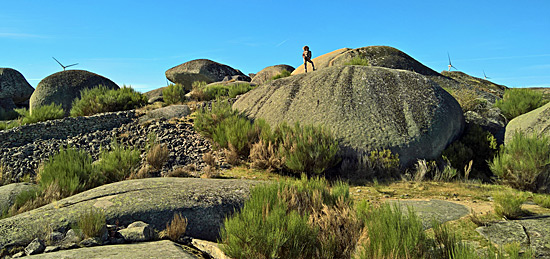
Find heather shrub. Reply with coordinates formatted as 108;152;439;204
270;70;291;81
220;176;360;259
493;191;527;219
0;120;20;130
443;125;498;180
188;81;208;101
163;83;187;105
277;122;340;175
21;103;64;124
95;141;141;182
533;194;550;208
212;115;254;155
444;87;484;112
203;84;229;100
193;99;238;138
70;85;147;116
490;132;550;191
495;88;547;120
38;148;102;197
344;56;370;66
77;207;106;238
228;83;255;98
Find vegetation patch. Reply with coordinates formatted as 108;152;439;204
95;141;141;183
70;85;147;117
490;132;550;192
493;191;527;219
344;56;370;66
77;207;106;239
270;69;291;81
0;104;64;130
189;82;255;101
163;83;187;105
494;88;547;120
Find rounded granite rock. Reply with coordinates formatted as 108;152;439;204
165;59;246;91
30;70;119;116
0;68;34;104
234;65;464;168
251;64;295;85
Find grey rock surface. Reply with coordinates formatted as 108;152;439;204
387;199;470;229
0;178;257;250
29;70;119;116
505;101;550;144
0;68;34;104
0;182;38;212
476;216;550;258
118;221;155;242
24;238;45;256
234;65;464;167
139;105;191;123
26;240;200;259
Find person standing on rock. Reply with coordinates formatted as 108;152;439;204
303;46;315;73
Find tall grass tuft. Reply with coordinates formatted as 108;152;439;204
163;83;186;105
356;203;431;259
344;56;370;66
70;85;147;117
493;191;527;219
146;143;169;170
77;207;106;239
495;88;547;120
490;132;550;192
165;213;188;241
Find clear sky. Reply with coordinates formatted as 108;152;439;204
1;0;549;93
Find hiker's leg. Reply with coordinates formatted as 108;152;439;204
304;60;308;73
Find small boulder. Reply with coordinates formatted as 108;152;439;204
118;221;155;242
165;59;246;91
505;101;550;144
144;87;167;104
0;182;39;213
25;238;45;256
0;68;34;104
139;105;191;123
251;64;295;85
30;70;119;116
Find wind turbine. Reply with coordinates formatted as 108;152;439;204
447;52;457;71
483;70;491;80
52;57;78;71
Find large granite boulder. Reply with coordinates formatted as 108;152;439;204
165;59;246;91
0;68;34;105
0;178;257;250
29;70;119;116
233;65;464;167
251;64;295;85
440;71;507;102
505;101;550;144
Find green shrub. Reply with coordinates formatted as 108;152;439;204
38;148;102;197
70;85;147;117
357;202;431;258
95;141;141;183
220;176;358;259
193;100;238;139
432;221;478;259
77;207;106;238
228;83;255;98
20;103;65;124
212;115;254;155
490;132;550;191
276;122;340;175
495;88;547;120
443;125;498;180
344;56;370;66
271;70;291;81
533;194;550;208
444;87;484;112
189;81;208;101
163;83;187;105
493;191;527;219
203;84;229;100
0;120;20;131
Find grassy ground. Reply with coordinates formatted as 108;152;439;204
218;164;550;253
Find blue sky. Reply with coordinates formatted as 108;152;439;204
1;0;549;93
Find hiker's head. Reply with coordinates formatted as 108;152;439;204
303;46;309;51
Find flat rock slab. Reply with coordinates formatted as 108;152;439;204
0;178;258;249
386;199;469;229
26;240;200;259
476;216;550;258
